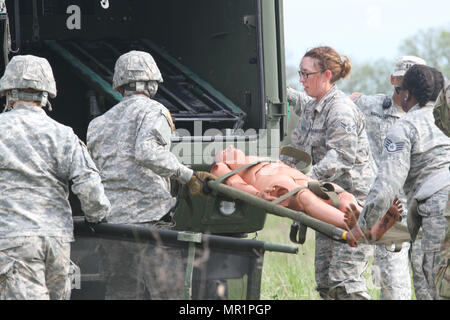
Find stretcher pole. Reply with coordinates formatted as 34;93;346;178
206;180;348;243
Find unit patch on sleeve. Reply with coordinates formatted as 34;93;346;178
164;111;175;132
349;92;362;103
78;139;88;151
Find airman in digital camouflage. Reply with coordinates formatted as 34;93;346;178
284;46;376;300
348;56;426;300
350;65;449;300
0;55;111;300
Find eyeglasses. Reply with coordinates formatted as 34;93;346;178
298;70;321;79
394;86;403;94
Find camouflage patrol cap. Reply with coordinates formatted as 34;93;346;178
0;55;57;98
433;82;450;137
112;50;163;90
393;56;426;77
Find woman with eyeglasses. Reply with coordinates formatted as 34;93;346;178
346;64;449;300
283;46;376;300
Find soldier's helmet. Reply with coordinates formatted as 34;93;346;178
0;55;57;98
392;56;427;77
112;50;163;90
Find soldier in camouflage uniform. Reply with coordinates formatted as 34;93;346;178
433;82;450;299
0;55;111;300
284;46;376;300
348;56;426;300
87;50;215;299
409;67;446;300
434;82;450;138
349;65;449;300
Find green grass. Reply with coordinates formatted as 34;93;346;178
254;214;384;300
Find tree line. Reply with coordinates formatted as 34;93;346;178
282;26;449;145
286;27;450;95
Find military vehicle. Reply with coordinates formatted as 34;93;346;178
1;0;346;300
1;0;412;300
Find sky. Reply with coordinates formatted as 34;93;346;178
283;0;450;67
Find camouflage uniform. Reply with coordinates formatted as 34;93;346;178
357;102;450;300
434;193;450;299
433;82;450;299
0;237;71;300
433;82;450;138
351;93;411;300
87;94;192;223
0;55;110;300
412;83;448;300
87;51;192;299
285;86;376;300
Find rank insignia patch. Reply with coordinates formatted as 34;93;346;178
340;122;357;134
384;138;405;153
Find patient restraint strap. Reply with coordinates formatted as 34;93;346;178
271;186;306;205
213;159;276;186
213;158;341;209
307;181;340;208
279;146;312;174
271;182;341;209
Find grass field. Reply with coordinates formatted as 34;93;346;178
254;214;387;300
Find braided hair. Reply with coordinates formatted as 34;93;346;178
401;64;436;107
430;67;445;101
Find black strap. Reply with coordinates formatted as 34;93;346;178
161;180;184;222
290;222;307;244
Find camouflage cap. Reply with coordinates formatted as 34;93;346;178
433;82;450;137
393;56;427;77
0;55;57;98
112;50;163;90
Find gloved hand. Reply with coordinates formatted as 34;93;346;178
84;217;107;233
187;171;217;196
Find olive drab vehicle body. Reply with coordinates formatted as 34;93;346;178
1;0;292;299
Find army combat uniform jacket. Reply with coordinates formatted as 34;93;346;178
0;104;110;241
350;93;405;169
87;94;193;224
